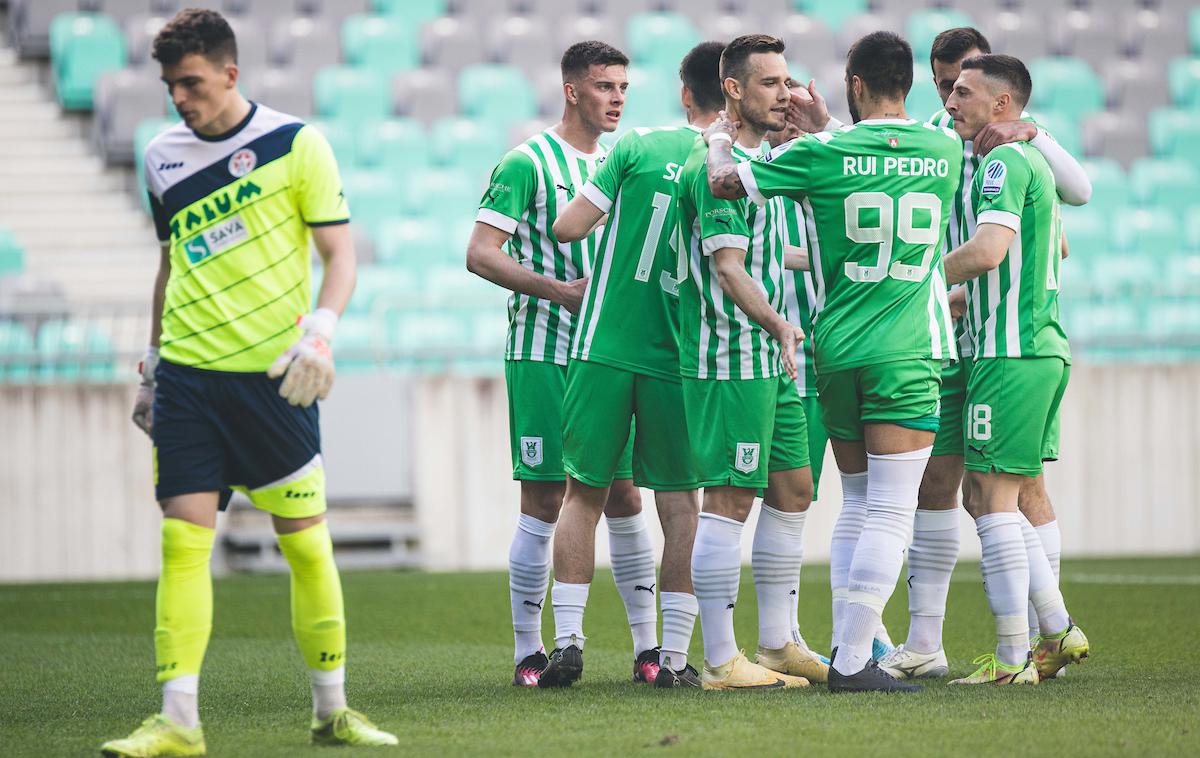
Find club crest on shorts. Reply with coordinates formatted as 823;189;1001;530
734;442;760;473
520;436;543;467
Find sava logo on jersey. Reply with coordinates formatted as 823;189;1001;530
183;214;249;264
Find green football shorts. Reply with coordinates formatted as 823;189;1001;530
681;373;809;490
800;394;828;501
931;356;974;457
964;357;1070;477
506;359;632;482
562;360;694;490
815;358;942;442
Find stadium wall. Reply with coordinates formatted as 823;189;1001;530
2;364;1197;582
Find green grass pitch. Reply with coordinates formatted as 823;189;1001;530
3;557;1198;756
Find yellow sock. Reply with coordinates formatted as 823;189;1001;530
277;521;346;670
155;518;215;683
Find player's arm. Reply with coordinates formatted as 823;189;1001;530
943;223;1014;285
704;113;748;200
1061;228;1069;260
312;223;356;316
553;193;606;243
784;245;809;271
972;121;1092;206
713;247;803;378
132;241;170;435
466;222;587;314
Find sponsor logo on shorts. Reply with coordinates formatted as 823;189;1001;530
734;442;760;473
183;214;249;264
981;159;1006;195
520;436;544;467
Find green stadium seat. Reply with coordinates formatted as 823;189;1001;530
1113;206;1185;254
310;120;359;170
620;66;685;131
1078;158;1129;217
1157;254;1200;297
1186;206;1200;251
340;169;402;237
906;66;942;125
383;305;470;370
1148;108;1200;168
1145;299;1200;341
1130;159;1200;214
331;313;382;373
314;66;391;122
1060;206;1113;265
1168;57;1200;108
793;0;868;32
1069;299;1142;346
0;320;35;383
50;13;125;110
342;14;419;76
1030;110;1084;159
1028;57;1104;120
357;119;429;173
425;263;504;307
907;9;974;63
349;265;420;314
429;117;510;178
373;0;447;23
626;13;701;70
1191;8;1200;56
36;320;118;383
374;218;446;266
403;167;480;226
458;65;538;129
0;228;24;276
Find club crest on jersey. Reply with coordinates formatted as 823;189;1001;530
520;436;544;467
183;214;248;264
734;442;760;473
228;148;257;178
981;159;1007;195
888;137;900;148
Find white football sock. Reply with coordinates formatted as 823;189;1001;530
905;508;961;654
1020;515;1070;636
691;512;743;667
309;666;346;720
834;447;929;676
660;591;698;673
162;674;199;729
509;513;555;662
1036;521;1062;580
752;504;807;651
977;512;1031;667
830;470;868;652
551;581;589;650
607;513;659;656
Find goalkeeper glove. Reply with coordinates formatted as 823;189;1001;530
268;308;337;407
131;346;158;436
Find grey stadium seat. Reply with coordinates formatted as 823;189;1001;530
777;15;840;68
221;0;307;18
1084;110;1149;169
89;0;160;27
392;68;459;125
1104;59;1171;115
269;17;340;79
226;17;270;73
247;67;314;118
583;0;655;18
739;1;795;19
536;69;567;117
1051;8;1128;68
10;0;77;58
508;119;550;149
513;0;588;21
837;12;902;58
124;14;169;67
93;68;167;164
700;13;767;46
555;14;626;54
1123;6;1190;64
670;0;733;27
489;15;556;77
983;9;1052;64
421;16;490;72
300;0;371;24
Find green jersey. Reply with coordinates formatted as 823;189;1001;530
779;200;818;397
738;119;964;374
572;126;700;380
966;142;1069;361
676;139;787;381
477;129;606;365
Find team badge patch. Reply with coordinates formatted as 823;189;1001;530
981;159;1007;195
228;148;257;178
520;436;544;467
734;442;760;474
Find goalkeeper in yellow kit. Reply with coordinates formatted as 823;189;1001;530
101;9;395;756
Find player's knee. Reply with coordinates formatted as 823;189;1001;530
602;479;642;518
520;481;564;522
917;460;963;509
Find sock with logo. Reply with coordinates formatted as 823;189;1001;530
905;508;961;654
692;512;743;667
509;513;555;662
752;504;807;651
155;518;215;728
607;513;658;656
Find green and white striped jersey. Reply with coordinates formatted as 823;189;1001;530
477;129;607;365
572;125;700;380
676;138;787;381
779;200;819;397
738;119;963;374
966;142;1069;360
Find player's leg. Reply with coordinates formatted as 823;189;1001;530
800;395;827;501
1019;474;1060;641
602;476;660;680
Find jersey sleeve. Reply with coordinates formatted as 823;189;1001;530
975;146;1032;233
291;125;350;226
147;191;171;242
579;131;631;214
694;165;750;255
736;136;816;207
477;149;537;234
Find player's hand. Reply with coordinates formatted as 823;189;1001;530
131;346;158;437
557;277;589;314
771;322;805;380
787;79;831;134
948;286;967;321
267;308;337;407
973;120;1038;157
703;111;739;146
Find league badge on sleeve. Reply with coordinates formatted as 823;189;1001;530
981;159;1006;195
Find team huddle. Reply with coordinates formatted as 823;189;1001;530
470;28;1092;693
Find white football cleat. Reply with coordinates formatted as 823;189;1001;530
877;644;949;679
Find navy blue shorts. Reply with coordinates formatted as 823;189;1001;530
152;359;321;509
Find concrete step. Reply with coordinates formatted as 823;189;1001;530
0;101;72;123
8;227;158;249
0;85;48;104
0;193;140;214
0;140;91;158
0;119;78;140
1;210;153;232
0;172;127;193
0;66;34;86
0;157;109;176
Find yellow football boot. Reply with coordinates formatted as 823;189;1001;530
756;641;830;684
311;707;399;747
701;650;809;691
1033;623;1089;678
100;714;205;757
950;653;1039;685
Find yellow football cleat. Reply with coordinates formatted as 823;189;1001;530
701;650;809;691
756;641;829;683
1033;623;1089;679
311;707;399;747
100;714;206;757
950;653;1039;685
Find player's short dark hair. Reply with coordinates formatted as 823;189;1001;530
719;34;786;84
560;40;629;82
680;41;726;113
961;53;1033;109
152;8;237;66
845;31;913;101
929;27;992;70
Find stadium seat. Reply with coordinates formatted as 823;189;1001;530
1148;107;1197;159
1113;206;1185;254
907;8;973;63
314;66;390;122
309;120;359;168
225;17;269;72
421;16;487;73
1051;8;1126;70
425;263;499;306
1122;5;1190;65
1186;206;1200;251
374;0;447;21
402;166;481;224
10;0;76;58
906;65;943;123
374;218;447;266
93;67;166;163
340;169;402;236
699;12;765;48
392;68;458;125
1192;7;1200;55
348;265;420;314
1031;110;1084;158
488;15;554;76
1078;158;1131;216
836;12;901;62
122;13;168;67
35;319;119;383
555;14;625;54
458;65;539;129
1104;59;1171;116
1168;57;1200;108
268;17;340;78
331;312;382;372
983;8;1051;64
342;14;419;76
1083;111;1149;169
357;119;429;173
248;67;314;118
302;0;371;24
1130;158;1200;214
429;117;511;178
794;0;868;32
133;117;178;208
1029;57;1104;121
778;15;839;68
1144;299;1200;344
0;229;25;277
1060;206;1113;264
621;66;685;130
383;306;471;369
625;12;700;69
93;0;161;27
0;320;36;384
51;13;126;110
